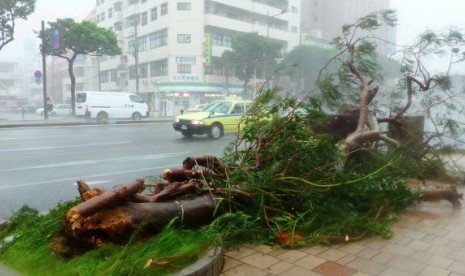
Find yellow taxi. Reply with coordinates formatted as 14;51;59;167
173;99;253;139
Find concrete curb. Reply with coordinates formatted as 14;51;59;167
0;247;224;276
0;263;19;276
0;119;172;128
175;246;224;276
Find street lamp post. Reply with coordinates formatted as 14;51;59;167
134;23;139;94
125;18;140;94
266;9;287;38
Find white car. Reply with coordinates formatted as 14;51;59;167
36;104;72;116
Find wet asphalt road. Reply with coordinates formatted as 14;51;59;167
0;122;232;221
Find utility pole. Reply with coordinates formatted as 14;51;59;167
97;56;101;91
134;23;139;94
40;20;48;120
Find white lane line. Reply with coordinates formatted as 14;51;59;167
0;141;131;153
0;135;81;141
1;152;191;172
0;164;178;190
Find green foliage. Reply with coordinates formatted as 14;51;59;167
38;18;121;114
39;18;121;58
0;202;219;275
0;0;35;52
280;45;337;93
214;88;420;246
222;32;283;98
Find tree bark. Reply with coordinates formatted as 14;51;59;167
68;194;220;239
67;179;144;221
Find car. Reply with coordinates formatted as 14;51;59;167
15;105;36;113
186;104;207;113
173;99;252;139
36;104;72;116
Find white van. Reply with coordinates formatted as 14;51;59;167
75;91;149;121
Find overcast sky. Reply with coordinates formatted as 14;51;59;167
2;0;465;61
390;0;465;46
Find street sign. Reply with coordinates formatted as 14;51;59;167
34;70;42;79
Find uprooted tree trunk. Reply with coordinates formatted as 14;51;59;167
68;192;220;239
339;44;400;157
54;155;226;256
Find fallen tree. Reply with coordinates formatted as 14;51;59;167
1;10;464;276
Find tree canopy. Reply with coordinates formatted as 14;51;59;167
39;18;121;114
222;32;283;99
0;0;35;53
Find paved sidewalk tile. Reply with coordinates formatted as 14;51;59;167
222;186;465;275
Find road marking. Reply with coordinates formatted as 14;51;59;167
0;152;191;172
0;164;178;190
0;141;131;153
0;134;81;141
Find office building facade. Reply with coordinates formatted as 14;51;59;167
95;0;300;116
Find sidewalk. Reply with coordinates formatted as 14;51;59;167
2;113;465;275
0;114;173;128
221;186;465;276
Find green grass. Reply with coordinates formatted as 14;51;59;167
0;202;220;276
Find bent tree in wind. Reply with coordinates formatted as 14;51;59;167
0;0;35;53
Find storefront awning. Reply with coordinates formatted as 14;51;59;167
154;82;243;93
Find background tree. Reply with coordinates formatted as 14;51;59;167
0;0;35;53
279;44;401;98
222;32;282;99
316;10;465;172
39;18;121;114
279;45;336;95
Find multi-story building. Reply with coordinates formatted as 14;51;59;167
301;0;396;55
95;0;300;117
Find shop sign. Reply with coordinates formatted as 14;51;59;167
171;74;201;82
175;56;196;64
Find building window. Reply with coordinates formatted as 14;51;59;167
150;59;168;76
138;36;147;52
291;5;298;13
204;57;223;76
114;22;122;31
149;29;167;49
212;33;231;47
139;63;148;78
291;26;298;33
114;2;122;11
160;3;168;15
74;67;84;77
110;69;118;82
141;0;147;3
177;34;191;43
108;8;113;18
177;64;191;74
100;70;109;83
141;12;147;25
128;39;135;55
128;0;138;5
226;12;237;19
100;12;105;21
127;14;140;25
96;14;100;23
151;7;158;21
129;65;136;79
177;2;191;11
